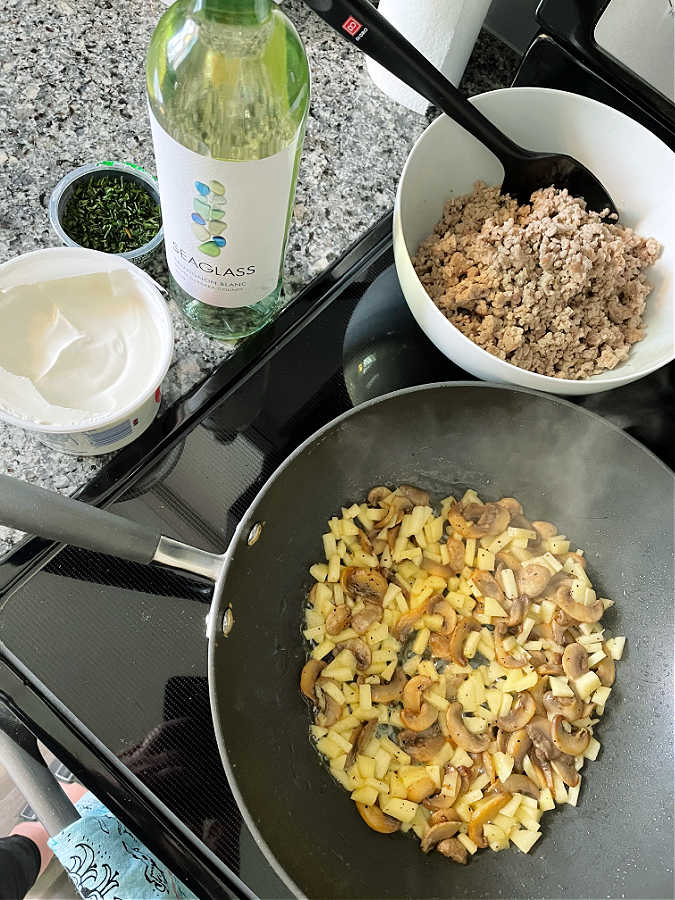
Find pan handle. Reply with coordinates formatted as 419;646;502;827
0;474;223;582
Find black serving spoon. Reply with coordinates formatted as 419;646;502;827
303;0;618;217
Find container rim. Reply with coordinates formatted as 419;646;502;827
0;247;174;433
49;161;164;261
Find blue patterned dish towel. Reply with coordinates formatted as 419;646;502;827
48;792;196;899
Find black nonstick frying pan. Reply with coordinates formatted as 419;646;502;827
0;383;673;899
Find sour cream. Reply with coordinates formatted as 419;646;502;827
0;269;163;427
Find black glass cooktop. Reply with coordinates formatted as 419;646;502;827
1;24;674;900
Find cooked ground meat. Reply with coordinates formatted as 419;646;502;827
412;182;662;379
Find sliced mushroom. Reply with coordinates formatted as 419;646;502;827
559;551;587;570
528;650;547;669
430;633;453;659
596;644;615;687
506;594;529;628
532;521;557;540
506;728;532;771
531;753;554;790
351;604;383;635
467;793;511;848
356;802;400;834
526;716;557;760
370;666;407;703
496;549;522;571
300;659;326;700
356;527;373;554
446;536;466;574
335;638;371;671
377;494;413;530
551;715;590;756
398;729;446;763
517;563;552;598
367;485;392;505
497;691;536;732
494;623;529;669
482;750;496;783
429;808;461;825
342;567;388;604
423;766;461;810
552;609;573;644
445;702;490;752
552;580;604;623
393;597;431;641
497;497;523;516
401;702;438;733
495;728;509;754
325;604;351;636
436;837;468;863
432;598;458;635
407;776;437;803
345;718;378;770
420;820;461;853
448;617;480;667
529;676;547;717
448;500;510;539
536;655;564;677
398;484;430;507
472;570;506;604
543;692;583;722
402;675;433;713
562;642;589;680
498;774;540;800
421;558;455;579
551;754;580;788
316;680;343;728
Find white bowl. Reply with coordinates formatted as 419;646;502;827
393;87;674;395
0;247;173;455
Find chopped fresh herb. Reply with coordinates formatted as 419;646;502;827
61;175;162;253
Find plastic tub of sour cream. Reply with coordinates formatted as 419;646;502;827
0;247;173;455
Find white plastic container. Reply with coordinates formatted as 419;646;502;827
0;247;174;454
393;87;674;395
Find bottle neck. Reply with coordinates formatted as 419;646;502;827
191;0;273;25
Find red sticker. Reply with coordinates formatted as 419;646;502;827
342;15;362;36
155;387;161;403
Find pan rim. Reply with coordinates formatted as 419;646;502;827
207;380;674;898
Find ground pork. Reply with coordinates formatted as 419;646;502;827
412;182;662;379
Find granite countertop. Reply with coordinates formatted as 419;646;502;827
0;0;517;552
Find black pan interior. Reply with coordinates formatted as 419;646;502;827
210;384;674;899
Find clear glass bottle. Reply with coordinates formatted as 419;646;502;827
146;0;310;340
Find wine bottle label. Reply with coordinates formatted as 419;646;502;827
149;110;298;309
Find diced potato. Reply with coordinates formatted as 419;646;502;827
518;796;539;812
508;670;539;693
451;746;473;768
305;608;324;629
498;692;513;717
552;773;568;804
453;797;473;822
425;765;442;790
425;692;450;712
372;648;397;664
352;706;379;721
366;777;389;794
322;681;347;706
310;563;329;582
380;660;398;683
549;675;575;698
311;725;328;740
484;596;508;618
403;654;421;676
518;815;541;832
351;786;378;806
592;685;611;706
463;629;482;660
317;737;343;759
323;665;355;682
359;684;372;710
331;765;359;791
499;794;522;818
464;716;488;734
411;805;431;840
381;797;418;824
424;614;445;632
312;639;336;660
566;778;581;806
457;833;478;855
374;748;392;779
388;773;408;799
380;737;411;765
501;568;518;599
510;829;541;854
303;625;325;643
538;788;555;811
429;742;453;769
587;648;606;667
389;709;403;729
463;788;484;805
546;537;569;555
493;813;517;835
483;823;510;852
493;751;515;783
518;617;536;644
605;635;626;660
367;622;389;645
322;532;338;560
465;537;477;566
476;548;495;571
584;736;601;761
539;599;555;623
574;670;601;700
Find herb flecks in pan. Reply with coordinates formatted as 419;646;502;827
300;487;624;862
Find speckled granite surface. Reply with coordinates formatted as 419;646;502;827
0;0;518;551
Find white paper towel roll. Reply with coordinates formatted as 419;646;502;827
367;0;492;114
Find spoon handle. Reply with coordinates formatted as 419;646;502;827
303;0;528;166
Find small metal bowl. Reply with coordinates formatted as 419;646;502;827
49;161;164;268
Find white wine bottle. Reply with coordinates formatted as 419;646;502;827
147;0;310;340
